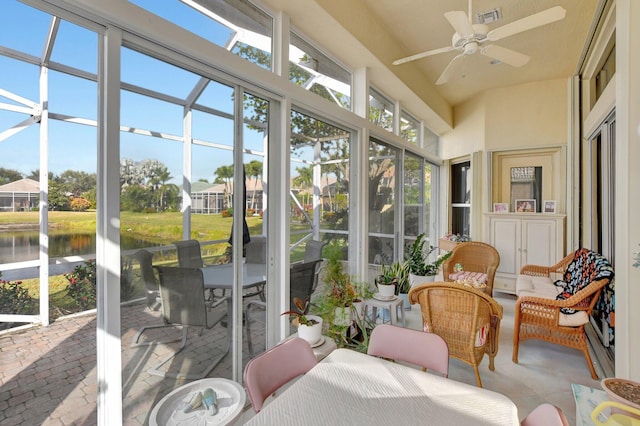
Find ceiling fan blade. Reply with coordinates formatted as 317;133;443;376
444;11;474;38
480;44;530;67
487;6;566;41
392;46;455;66
436;53;466;85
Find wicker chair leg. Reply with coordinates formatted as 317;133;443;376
582;347;599;380
473;366;483;388
488;355;495;371
512;309;521;363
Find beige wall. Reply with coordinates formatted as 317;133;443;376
440;95;486;160
485;79;568;149
441;78;569;159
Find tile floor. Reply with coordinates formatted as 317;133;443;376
0;292;603;425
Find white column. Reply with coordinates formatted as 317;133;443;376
96;27;123;426
615;0;640;381
38;62;50;326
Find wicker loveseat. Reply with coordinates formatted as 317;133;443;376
409;282;503;387
512;248;614;379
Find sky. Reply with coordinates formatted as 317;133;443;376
0;0;271;185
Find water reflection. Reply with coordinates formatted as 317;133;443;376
0;231;160;264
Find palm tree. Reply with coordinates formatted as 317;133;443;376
214;164;234;209
294;165;313;207
246;160;263;211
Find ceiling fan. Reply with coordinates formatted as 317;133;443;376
392;1;566;85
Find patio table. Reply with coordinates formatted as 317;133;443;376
201;262;266;292
244;348;519;425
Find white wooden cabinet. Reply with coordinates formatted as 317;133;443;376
485;213;565;294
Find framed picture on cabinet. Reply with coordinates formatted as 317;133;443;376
493;203;509;213
543;200;557;213
515;199;536;213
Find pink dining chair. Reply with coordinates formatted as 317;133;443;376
367;324;449;377
243;337;318;412
520;403;569;426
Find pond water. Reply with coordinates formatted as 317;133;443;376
0;231;160;264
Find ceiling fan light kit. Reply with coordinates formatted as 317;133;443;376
393;2;567;85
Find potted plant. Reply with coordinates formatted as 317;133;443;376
376;262;399;298
281;297;323;345
406;233;452;287
314;244;374;346
324;245;360;323
391;261;411;310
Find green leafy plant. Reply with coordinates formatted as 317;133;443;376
65;257;139;311
281;297;318;326
120;255;136;302
322;245;356;307
378;261;410;294
0;273;35;317
377;263;399;286
406;233;453;276
390;261;411;294
65;260;97;310
406;233;434;276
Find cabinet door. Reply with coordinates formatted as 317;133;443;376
522;219;557;267
490;217;521;275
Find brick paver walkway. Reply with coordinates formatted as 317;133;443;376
0;301;261;425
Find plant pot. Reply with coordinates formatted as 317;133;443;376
601;378;640;420
409;273;435;287
297;315;323;345
352;299;364;320
398;293;411;310
377;283;396;297
334;307;351;327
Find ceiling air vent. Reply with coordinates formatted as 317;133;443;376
476;8;502;24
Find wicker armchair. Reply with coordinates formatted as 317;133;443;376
512;249;614;380
441;241;500;296
408;282;503;387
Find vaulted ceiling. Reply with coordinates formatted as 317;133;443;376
356;0;600;106
259;0;600;129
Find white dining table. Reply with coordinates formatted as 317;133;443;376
244;348;519;425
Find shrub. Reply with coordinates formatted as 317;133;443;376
70;197;91;211
65;260;97;310
0;276;35;316
65;257;140;310
120;256;136;302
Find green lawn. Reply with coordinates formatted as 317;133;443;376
0;210;263;242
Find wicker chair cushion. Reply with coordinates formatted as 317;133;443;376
423;321;489;347
448;271;488;284
555;249;615;314
516;274;561;298
558;311;589;327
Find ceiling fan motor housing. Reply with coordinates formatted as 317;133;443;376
451;23;488;51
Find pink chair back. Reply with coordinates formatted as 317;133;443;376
243;337;318;412
521;403;569;426
367;324;449;377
